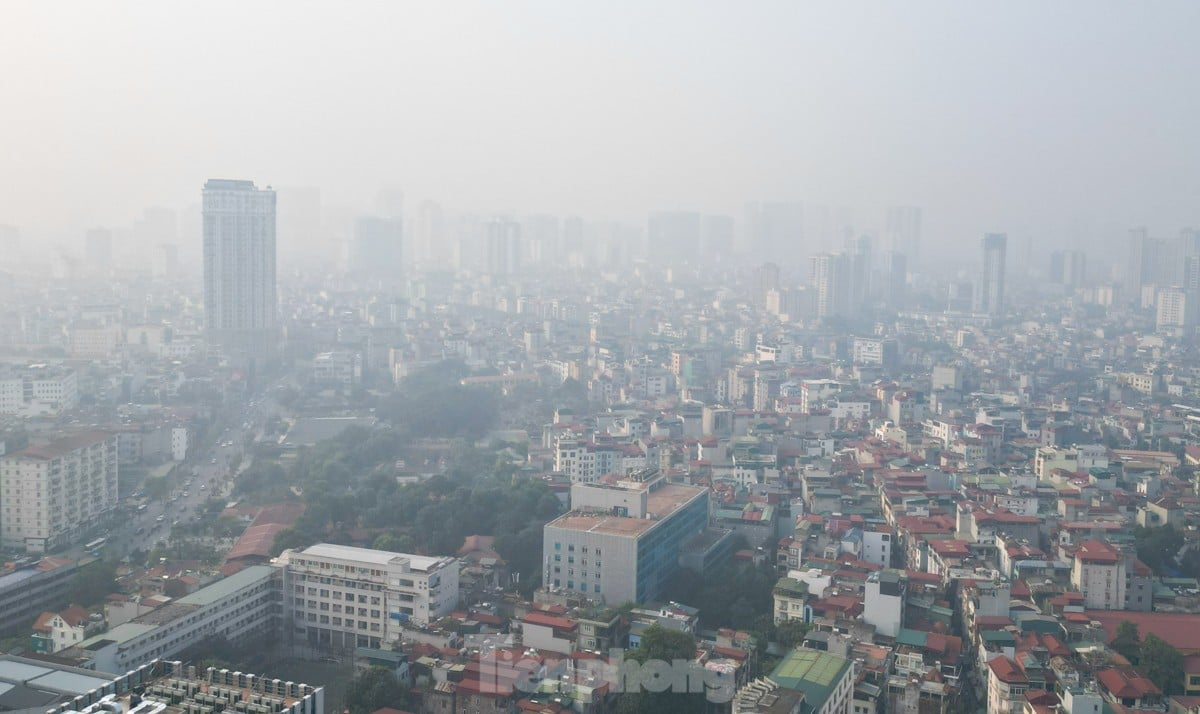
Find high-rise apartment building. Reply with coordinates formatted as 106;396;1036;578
975;233;1007;316
0;431;118;553
810;253;851;319
745;201;805;265
885;206;922;263
202;179;277;355
647;211;701;266
1049;250;1086;288
1128;228;1174;297
1155;286;1196;333
485;218;522;276
348;216;402;282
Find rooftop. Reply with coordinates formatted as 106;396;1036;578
11;431;112;460
0;656;115;712
545;483;706;538
769;649;852;714
53;660;320;714
297;543;452;572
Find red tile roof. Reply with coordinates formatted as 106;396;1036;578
1097;668;1160;699
1087;611;1200;654
988;656;1028;684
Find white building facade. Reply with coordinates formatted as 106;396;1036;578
0;366;78;417
279;543;460;650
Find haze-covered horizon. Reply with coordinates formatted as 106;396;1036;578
3;2;1200;269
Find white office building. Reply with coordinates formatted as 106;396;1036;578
0;365;78;417
278;543;460;650
0;431;118;553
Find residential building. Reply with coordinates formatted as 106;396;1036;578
975;233;1007;316
542;470;708;603
0;431;118;553
1070;540;1126;611
852;337;899;370
864;570;906;638
278;542;460;649
486;218;522;276
30;604;97;654
773;576;810;625
349;216;403;281
202;178;277;355
986;657;1029;714
886;205;922;263
1156;286;1196;333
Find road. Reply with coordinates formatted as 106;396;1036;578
71;386;283;564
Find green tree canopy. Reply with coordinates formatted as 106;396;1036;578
68;560;117;608
1139;634;1184;695
344;667;411;714
776;619;811;649
618;625;703;714
1111;620;1141;663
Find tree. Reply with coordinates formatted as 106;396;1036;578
1134;526;1184;575
68;560;117;608
1111;620;1141;663
344;667;411;714
1139;634;1184;695
372;533;415;553
618;625;703;714
776;619;810;649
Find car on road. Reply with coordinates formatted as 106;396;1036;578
156;515;165;522
200;484;206;490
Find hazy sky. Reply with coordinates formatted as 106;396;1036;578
3;2;1199;260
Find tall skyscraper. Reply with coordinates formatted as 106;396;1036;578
202;179;277;355
647;211;701;266
975;233;1007;316
745;201;804;265
810;252;851;319
885;206;922;263
1128;228;1175;297
1049;250;1086;288
349;216;403;282
486;218;522;276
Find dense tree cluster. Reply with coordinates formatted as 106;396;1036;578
617;625;703;714
376;360;499;440
344;667;412;714
242;398;561;576
661;558;777;631
1134;526;1184;575
1110;621;1186;694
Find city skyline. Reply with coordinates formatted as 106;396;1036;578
4;3;1200;265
